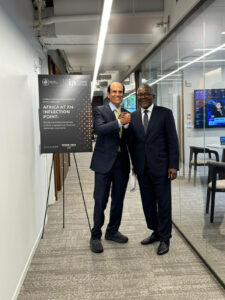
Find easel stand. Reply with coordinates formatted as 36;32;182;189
41;153;91;239
72;153;92;232
41;154;54;238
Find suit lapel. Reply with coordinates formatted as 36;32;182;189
105;103;116;121
105;103;121;139
146;106;157;139
134;108;146;140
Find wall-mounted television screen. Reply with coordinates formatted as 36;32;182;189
194;89;225;128
121;91;136;113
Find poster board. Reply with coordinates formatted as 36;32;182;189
38;75;92;153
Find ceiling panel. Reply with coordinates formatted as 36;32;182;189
37;0;164;88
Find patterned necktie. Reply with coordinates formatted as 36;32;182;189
115;108;122;138
143;109;149;133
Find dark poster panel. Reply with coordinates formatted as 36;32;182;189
38;75;92;153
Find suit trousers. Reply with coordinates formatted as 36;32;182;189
91;153;129;239
137;167;172;242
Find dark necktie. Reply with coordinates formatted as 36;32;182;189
143;110;149;133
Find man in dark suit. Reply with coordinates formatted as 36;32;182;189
128;84;179;255
90;82;131;253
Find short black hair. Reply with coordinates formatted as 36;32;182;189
107;82;125;94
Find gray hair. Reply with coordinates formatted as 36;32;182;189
138;84;155;95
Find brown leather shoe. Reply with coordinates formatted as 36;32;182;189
141;232;160;245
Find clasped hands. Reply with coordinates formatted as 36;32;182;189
118;112;131;125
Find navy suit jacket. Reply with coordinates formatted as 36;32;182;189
128;106;179;177
90;104;130;174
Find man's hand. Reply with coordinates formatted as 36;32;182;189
168;168;177;180
119;112;131;125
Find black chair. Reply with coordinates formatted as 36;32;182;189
188;146;219;185
206;161;225;222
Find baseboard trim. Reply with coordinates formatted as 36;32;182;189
12;227;43;300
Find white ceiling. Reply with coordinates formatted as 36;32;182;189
36;0;165;88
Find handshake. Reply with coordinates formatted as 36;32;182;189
118;112;131;125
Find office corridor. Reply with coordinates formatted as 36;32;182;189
18;152;225;300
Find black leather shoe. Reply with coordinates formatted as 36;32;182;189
141;232;160;245
157;241;169;255
90;238;103;253
105;231;128;243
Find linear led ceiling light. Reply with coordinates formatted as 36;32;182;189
91;0;113;99
123;91;136;100
194;48;225;51
148;42;225;86
175;59;225;63
157;74;182;77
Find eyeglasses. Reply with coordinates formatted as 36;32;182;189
137;93;153;98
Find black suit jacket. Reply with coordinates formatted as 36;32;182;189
90;104;130;174
128;106;179;177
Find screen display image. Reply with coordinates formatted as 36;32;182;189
220;137;225;145
121;91;136;113
194;89;225;128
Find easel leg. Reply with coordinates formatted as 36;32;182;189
63;154;65;228
72;153;92;232
42;154;54;239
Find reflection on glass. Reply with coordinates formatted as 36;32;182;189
139;0;225;286
121;91;136;113
122;73;136;112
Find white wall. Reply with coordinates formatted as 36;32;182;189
0;1;54;299
164;0;201;30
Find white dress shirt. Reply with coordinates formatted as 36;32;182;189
141;104;154;125
109;102;129;128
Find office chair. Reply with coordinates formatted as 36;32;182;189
188;146;219;185
206;161;225;222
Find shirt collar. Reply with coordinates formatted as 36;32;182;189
109;101;120;112
141;103;154;113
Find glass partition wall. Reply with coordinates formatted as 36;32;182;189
140;0;225;285
122;73;137;112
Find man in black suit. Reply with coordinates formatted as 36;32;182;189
128;84;179;255
90;82;131;253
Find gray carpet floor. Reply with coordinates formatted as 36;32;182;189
172;168;225;284
18;153;225;299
